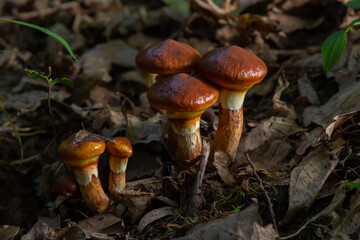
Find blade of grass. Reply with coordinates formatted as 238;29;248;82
0;19;77;62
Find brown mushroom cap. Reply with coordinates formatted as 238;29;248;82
106;137;133;158
57;131;105;162
197;45;267;88
147;73;219;112
135;39;201;75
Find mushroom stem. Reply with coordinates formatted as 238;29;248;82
70;158;109;213
109;156;128;196
209;89;246;163
166;112;203;166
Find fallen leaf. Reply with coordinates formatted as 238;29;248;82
281;141;344;224
213;150;236;185
250;222;278;240
297;74;320;105
126;113;166;145
21;216;60;240
175;204;277;240
268;12;323;33
327;46;360;90
119;177;163;223
138;206;175;231
4;90;70;112
0;225;20;240
280;186;346;239
303;81;360;136
80;40;137;82
75;213;124;236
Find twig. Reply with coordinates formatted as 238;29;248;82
185;141;210;217
0;2;79;21
246;153;279;234
194;0;237;18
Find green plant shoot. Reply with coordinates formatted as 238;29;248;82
322;18;360;74
25;68;73;129
343;181;360;188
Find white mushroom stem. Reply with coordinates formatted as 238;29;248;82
109;156;128;196
166;111;204;166
67;155;109;213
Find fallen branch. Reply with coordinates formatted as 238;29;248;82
185;141;210;217
246;153;279;234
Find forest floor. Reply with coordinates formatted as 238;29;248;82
0;0;359;239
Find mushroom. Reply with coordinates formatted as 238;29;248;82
53;175;78;196
147;73;219;166
135;39;201;86
197;46;267;163
57;130;109;213
106;137;133;198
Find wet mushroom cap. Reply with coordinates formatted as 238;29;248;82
197;45;267;89
135;39;201;74
106;137;133;158
147;73;219;112
57;133;105;162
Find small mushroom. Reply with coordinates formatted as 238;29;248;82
53;175;78;196
106;137;133;198
57;130;109;213
135;39;201;86
147;73;219;166
197;46;267;163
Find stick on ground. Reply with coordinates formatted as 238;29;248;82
246;153;279;234
185;141;210;217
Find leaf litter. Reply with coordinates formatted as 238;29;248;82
0;0;360;239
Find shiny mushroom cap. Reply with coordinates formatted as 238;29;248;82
57;130;105;163
197;45;267;90
135;39;201;75
106;137;133;158
147;73;219;112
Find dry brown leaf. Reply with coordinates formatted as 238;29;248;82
303;81;360;136
281;141;344;224
330;180;360;239
126;113;166;145
175;204;277;240
250;222;278;240
297;74;320;105
4;90;70;112
213;150;236;185
268;12;323;33
328;46;360;90
21;216;60;240
280;187;346;239
118;177;163;223
138;206;175;231
0;225;20;240
236;78;303;171
75;213;124;236
80;40;137;82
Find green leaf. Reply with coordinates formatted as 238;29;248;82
322;30;347;74
343;181;360;188
345;18;360;32
52;77;74;88
25;68;47;80
346;0;360;10
0;19;77;62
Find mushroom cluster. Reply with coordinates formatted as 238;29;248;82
137;40;267;167
57;130;134;213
